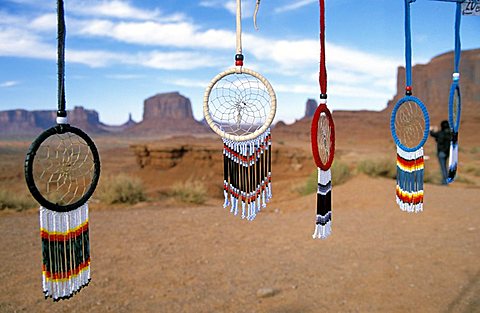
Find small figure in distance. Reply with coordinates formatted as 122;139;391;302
429;120;452;185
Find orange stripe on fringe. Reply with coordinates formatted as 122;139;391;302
396;185;424;204
397;155;424;172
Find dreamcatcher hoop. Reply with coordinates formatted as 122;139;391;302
390;0;430;213
203;67;277;142
311;0;335;239
447;2;462;183
25;124;101;212
311;102;335;170
390;96;430;153
448;82;461;133
23;0;100;300
203;0;276;220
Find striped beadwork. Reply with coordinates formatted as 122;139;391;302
312;168;332;239
396;146;424;213
39;203;91;300
222;129;272;221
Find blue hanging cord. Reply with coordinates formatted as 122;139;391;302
454;2;461;74
404;0;414;91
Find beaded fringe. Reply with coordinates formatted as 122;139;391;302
39;203;90;301
222;129;272;221
447;139;458;183
312;168;332;239
396;146;424;213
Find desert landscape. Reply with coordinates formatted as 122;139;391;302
0;50;479;312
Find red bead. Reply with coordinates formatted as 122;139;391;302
406;86;412;91
235;60;243;66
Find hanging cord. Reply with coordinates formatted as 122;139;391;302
253;0;261;30
235;0;244;66
404;0;415;95
453;2;461;77
235;0;260;66
319;0;327;99
57;0;67;118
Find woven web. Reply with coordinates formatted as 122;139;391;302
452;88;460;128
33;132;95;205
395;101;426;149
317;112;332;164
208;73;271;137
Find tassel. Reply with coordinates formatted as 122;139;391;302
222;129;272;220
447;132;458;183
312;168;332;239
396;146;424;213
40;203;91;300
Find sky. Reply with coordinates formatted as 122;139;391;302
0;0;478;125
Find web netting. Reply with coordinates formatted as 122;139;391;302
452;88;460;129
32;132;96;206
316;112;333;165
207;72;272;137
394;101;426;149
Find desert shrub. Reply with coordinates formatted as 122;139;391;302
454;176;475;185
332;160;352;186
298;161;352;195
357;158;396;179
0;190;36;211
464;164;480;177
98;174;146;205
423;168;442;185
170;181;207;205
470;146;480;154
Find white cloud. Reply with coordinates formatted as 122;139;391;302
105;74;145;80
0;27;55;59
0;81;20;88
30;13;57;31
274;0;316;13
199;0;256;18
169;78;209;89
69;0;162;21
75;19;235;50
138;51;217;70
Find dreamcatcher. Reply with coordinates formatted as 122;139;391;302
203;0;276;220
447;1;462;183
390;0;429;213
311;0;335;239
24;0;101;300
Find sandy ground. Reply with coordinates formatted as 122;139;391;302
0;174;479;313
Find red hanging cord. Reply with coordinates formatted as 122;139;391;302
319;0;327;97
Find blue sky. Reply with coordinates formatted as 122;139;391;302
0;0;478;125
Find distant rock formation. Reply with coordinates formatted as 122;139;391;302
99;113;138;133
385;48;480;121
67;106;106;133
304;99;318;118
130;92;207;135
0;106;105;135
144;92;194;121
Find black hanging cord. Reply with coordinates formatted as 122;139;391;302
57;0;67;117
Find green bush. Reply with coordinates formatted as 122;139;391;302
98;174;146;205
470;146;480;154
454;176;475;185
298;161;352;195
0;190;36;211
464;164;480;177
423;168;442;185
357;158;396;179
332;160;352;186
170;181;207;205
